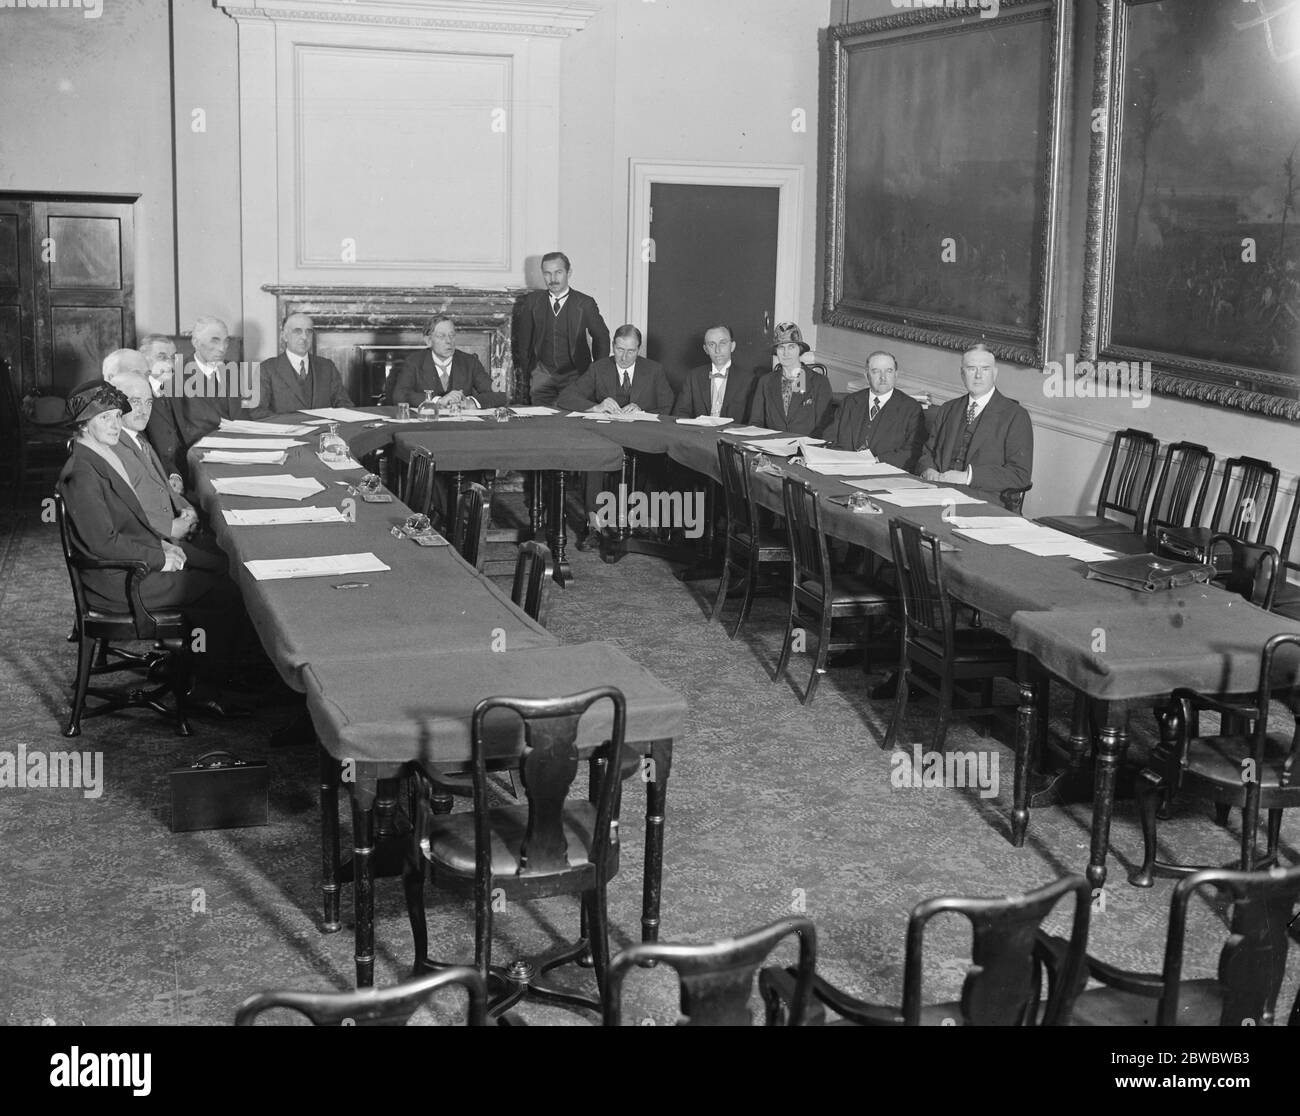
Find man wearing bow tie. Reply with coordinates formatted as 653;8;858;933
826;351;926;471
915;345;1033;509
671;325;757;420
513;252;610;407
257;313;352;415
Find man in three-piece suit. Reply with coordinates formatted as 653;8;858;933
257;313;352;415
513;251;610;407
387;314;506;410
826;350;926;471
671;324;757;421
915;344;1033;509
557;324;675;551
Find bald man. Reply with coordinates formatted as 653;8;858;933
258;313;352;415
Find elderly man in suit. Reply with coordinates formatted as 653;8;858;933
915;344;1033;509
826;350;926;471
257;313;352;415
749;323;833;436
671;324;756;421
139;334;179;398
557;324;674;551
514;251;610;407
388;314;505;410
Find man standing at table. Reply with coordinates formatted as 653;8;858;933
915;344;1033;509
672;324;756;420
557;324;674;551
513;252;610;407
826;350;926;471
257;312;352;415
387;314;505;410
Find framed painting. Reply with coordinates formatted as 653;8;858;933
821;0;1072;367
1082;0;1300;419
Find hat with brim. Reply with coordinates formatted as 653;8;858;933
67;379;129;425
772;321;810;356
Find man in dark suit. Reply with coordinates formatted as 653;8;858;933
147;316;253;486
513;251;610;407
826;350;926;471
388;314;505;409
257;313;352;415
557;325;674;551
671;324;756;420
915;344;1033;509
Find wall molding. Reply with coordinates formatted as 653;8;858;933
217;0;600;36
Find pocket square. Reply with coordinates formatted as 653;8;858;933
801;397;812;407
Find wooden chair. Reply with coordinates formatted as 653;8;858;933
0;358;71;490
604;917;817;1027
56;495;192;737
452;480;490;572
1271;486;1300;622
1130;633;1300;887
1039;865;1300;1026
882;517;1018;754
1119;440;1214;558
1038;427;1159;541
775;476;893;705
234;966;487;1026
401;447;437;520
510;540;554;624
405;687;626;1021
711;440;791;638
1156;454;1277;564
760;874;1091;1026
1205;532;1280;608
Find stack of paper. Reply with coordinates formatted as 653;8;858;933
743;437;826;457
211;474;325;500
566;411;661;423
423;415;484;423
946;516;1032;530
300;407;383;423
202;450;288;465
244;553;391;581
219;419;314;436
316;453;363;471
1013;540;1120;562
797;445;881;475
873;488;986;507
507;406;559;417
845;475;931;491
224;507;348;526
726;426;781;437
676;416;733;427
195;436;306;450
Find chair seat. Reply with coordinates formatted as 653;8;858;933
1273;580;1300;621
82;608;187;637
1067;979;1224;1026
1180;733;1300;795
730;527;791;559
797;571;893;615
911;626;1015;665
1087;531;1151;556
424;800;602;877
1036;514;1129;539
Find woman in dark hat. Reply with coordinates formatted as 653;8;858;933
57;379;243;715
748;322;833;436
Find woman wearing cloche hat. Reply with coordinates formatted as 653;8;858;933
747;322;832;436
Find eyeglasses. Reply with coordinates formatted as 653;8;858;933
126;396;153;408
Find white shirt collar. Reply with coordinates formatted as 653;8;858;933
616;362;636;379
288;352;308;373
432;352;453;369
195;359;220;378
968;388;995;417
710;362;731;377
869;388;893;410
550;289;570;306
121;427;143;446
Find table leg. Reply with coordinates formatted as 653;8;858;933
319;747;341;933
641;740;673;944
1088;706;1128;891
350;787;378;988
528;469;542;538
674;477;724;582
1012;655;1039;847
551;470;572;586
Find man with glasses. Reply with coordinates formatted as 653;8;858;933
257;312;352;415
387;314;505;410
914;344;1033;509
139;334;179;398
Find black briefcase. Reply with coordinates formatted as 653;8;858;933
170;751;269;832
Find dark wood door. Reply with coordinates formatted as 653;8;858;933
0;200;36;397
645;183;780;392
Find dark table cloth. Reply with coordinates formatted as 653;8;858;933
394;419;624;472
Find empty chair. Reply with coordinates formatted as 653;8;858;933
405;687;626;1021
1039;865;1300;1026
0;357;70;490
402;447;437;520
234;966;487;1026
452;480;491;572
510;540;555;624
882;517;1018;755
1271;486;1300;622
56;495;191;737
1129;633;1300;887
1204;532;1280;608
1156;454;1277;563
605;917;817;1027
1038;428;1159;541
711;439;791;638
775;476;893;705
761;874;1091;1026
1108;440;1213;558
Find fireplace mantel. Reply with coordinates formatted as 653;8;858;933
217;0;600;36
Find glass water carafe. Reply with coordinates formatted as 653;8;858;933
416;389;441;419
318;421;348;463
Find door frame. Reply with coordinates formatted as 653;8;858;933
626;160;804;340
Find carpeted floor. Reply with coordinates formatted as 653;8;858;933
1;486;1296;1026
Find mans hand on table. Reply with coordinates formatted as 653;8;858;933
592;397;623;415
922;467;972;485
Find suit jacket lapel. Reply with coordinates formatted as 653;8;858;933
85;445;159;537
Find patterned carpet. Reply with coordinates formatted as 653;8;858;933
1;487;1296;1026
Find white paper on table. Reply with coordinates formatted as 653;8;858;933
423;415;484;422
302;418;335;426
873;488;986;507
566;410;657;422
224;507;348;526
797;445;883;475
195;436;306;450
675;416;734;427
742;437;826;457
725;425;782;437
218;419;314;436
202;450;288;465
952;525;1075;545
844;476;930;491
211;474;325;500
299;407;381;423
946;516;1032;531
244;552;391;581
1012;540;1120;561
508;406;560;416
316;453;364;471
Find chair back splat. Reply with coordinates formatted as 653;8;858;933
453;480;490;572
510;540;554;624
605;917;817;1026
235;966;487;1026
403;447;436;518
889;515;952;657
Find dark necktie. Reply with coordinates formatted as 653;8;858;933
869;396;880;423
955;397;979;471
552;298;562;317
296;358;308;381
966;398;978;427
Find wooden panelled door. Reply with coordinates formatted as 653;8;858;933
0;193;136;399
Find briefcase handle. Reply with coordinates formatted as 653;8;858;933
188;751;252;770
